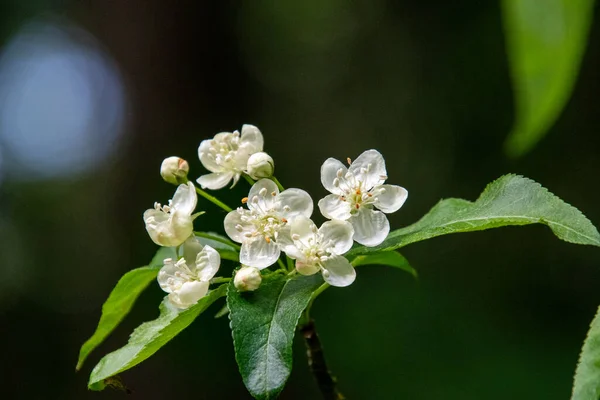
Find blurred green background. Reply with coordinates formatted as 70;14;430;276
0;1;599;399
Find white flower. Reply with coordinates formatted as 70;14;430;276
279;216;356;287
143;182;197;247
224;179;313;269
234;265;262;292
246;151;274;179
157;236;221;309
160;156;189;185
197;124;264;190
318;149;408;246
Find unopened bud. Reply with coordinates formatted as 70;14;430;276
234;266;262;292
161;156;189;184
246;152;274;179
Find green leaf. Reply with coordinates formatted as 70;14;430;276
349;251;417;278
228;274;323;400
76;247;176;371
502;0;595;157
88;284;227;390
195;231;240;261
348;174;600;257
77;267;158;371
572;306;600;400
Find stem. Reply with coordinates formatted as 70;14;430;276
242;174;255;186
277;258;287;272
210;277;231;284
194;231;241;251
271;176;285;191
194;187;233;213
286;256;295;272
300;319;344;400
303;283;329;322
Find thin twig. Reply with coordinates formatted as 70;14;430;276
300;319;345;400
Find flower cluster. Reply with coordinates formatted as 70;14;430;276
144;124;408;309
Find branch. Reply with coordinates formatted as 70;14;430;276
300;319;344;400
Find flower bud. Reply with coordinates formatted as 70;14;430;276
161;156;189;185
234;266;262;292
246;152;274;179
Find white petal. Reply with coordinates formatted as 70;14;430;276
349;149;387;190
277;188;314;219
195;245;221;281
281;245;305;261
321;255;356;287
171;182;198;215
239;237;281;269
169;210;195;245
290;216;318;245
180;236;203;265
319;220;354;255
275;224;294;248
247;179;278;213
374;184;408;214
198;139;221;173
296;260;320;276
318;194;352;220
157;259;182;293
223;209;254;243
320;158;346;195
350;209;389;246
169;280;209;309
197;172;234;190
144;209;191;247
239;124;264;154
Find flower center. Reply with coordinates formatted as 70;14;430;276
292;232;335;268
235;187;288;243
204;132;243;171
331;166;386;214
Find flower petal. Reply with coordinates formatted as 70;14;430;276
169;280;209;309
239;124;264;154
144;209;191;247
240;237;280;269
374;184;408;214
320;158;347;195
157;259;181;293
350;209;389;246
319;220;354;255
169;210;194;245
197;172;234;190
318;194;352;220
247;179;278;212
195;245;221;281
171;182;198;215
321;255;356;287
277;188;314;219
180;236;203;264
349;149;387;190
296;260;320;276
223;209;253;243
198;139;221;173
290;216;318;245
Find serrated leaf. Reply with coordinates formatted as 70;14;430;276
76;247;176;371
76;267;159;371
228;274;323;400
195;232;240;261
88;284;227;390
349;251;417;278
348;174;600;257
502;0;595;157
572;306;600;400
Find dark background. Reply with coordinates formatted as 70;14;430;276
0;1;599;399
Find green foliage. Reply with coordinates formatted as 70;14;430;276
77;267;159;371
349;251;417;278
348;174;600;257
502;0;595;157
88;284;227;390
77;247;176;371
572;306;600;400
227;274;323;400
195;231;240;261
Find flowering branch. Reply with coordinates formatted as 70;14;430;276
300;319;344;400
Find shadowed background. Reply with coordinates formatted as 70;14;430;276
0;1;599;399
